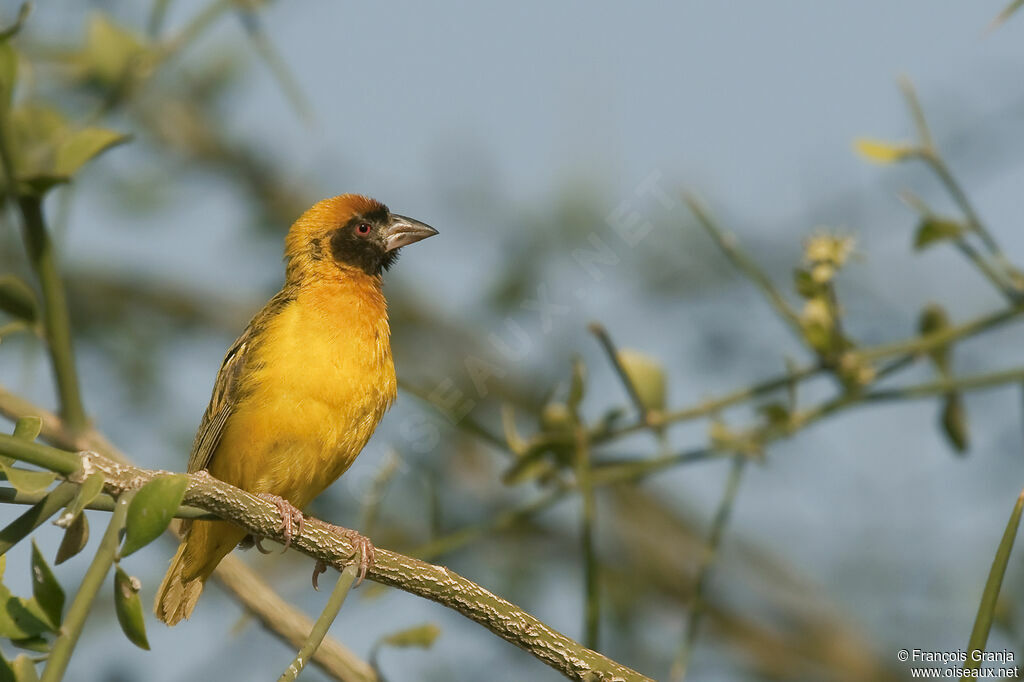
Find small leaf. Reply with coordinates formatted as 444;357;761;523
54;471;105;528
53;127;129;178
757;402;790;426
15;175;68;197
0;652;12;682
121;474;188;557
539;402;572;432
616;349;667;413
0;464;56;494
914;217;965;251
941;393;969;454
10;655;38;682
54;513;88;565
0;3;31;41
0;276;38;324
792;268;820;299
567;358;586;410
0;41;17;112
918;303;951;373
30;541;63;629
12;417;40;442
853;138;916;164
113;567;149;650
378;622;441;649
9;636;48;653
991;0;1024;29
0;586;51;639
81;14;148;86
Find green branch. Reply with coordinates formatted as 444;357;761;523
40;491;132;682
278;565;359;682
670;455;746;681
684;194;804;338
16;197;88;433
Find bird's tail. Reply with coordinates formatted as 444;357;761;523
154;539;204;626
154;520;245;625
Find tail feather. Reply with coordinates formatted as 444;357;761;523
154;542;204;625
155;520;247;625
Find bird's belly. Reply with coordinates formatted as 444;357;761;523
208;361;394;508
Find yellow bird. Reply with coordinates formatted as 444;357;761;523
155;194;437;625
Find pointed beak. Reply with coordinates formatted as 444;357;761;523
384;214;438;252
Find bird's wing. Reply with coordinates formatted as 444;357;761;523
186;289;294;474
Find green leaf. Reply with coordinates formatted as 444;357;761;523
0;585;51;639
0;464;56;494
853;138;916;164
616;349;667;413
0;276;38;324
53;127;129;178
54;471;105;528
9;636;48;653
0;3;31;41
0;484;77;557
918;303;951;374
10;656;37;682
30;541;63;629
941;393;969;454
0;42;16;112
963;489;1024;676
7;105;66;177
113;567;149;650
991;0;1024;29
914;217;965;251
82;14;148;86
54;512;89;565
757;402;790;427
377;622;441;649
568;357;586;410
792;268;820;299
121;474;188;557
12;417;40;442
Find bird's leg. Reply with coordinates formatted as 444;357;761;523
311;523;375;587
257;493;305;552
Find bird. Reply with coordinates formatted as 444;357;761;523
154;194;437;625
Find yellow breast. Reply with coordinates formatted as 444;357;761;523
209;273;396;507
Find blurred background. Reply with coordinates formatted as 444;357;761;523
1;1;1024;680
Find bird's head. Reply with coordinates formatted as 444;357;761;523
284;194;437;282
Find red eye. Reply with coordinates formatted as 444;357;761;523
356;222;371;236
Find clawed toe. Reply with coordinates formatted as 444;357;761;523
321;524;375;586
257;493;305;552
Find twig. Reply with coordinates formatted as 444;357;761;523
0;486;215;520
40;491;132;682
278;565;359;682
683;194;804;338
574;423;600;650
0;437;650;682
860;303;1024;360
670;456;746;681
588;323;651;424
0;124;88;432
213;559;377;682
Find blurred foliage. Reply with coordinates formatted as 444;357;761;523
0;2;1023;682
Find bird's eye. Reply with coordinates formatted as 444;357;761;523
356;222;372;236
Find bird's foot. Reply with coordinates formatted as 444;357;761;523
310;524;375;589
257;493;305;552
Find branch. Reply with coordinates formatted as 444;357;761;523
0;385;376;682
278;565;359;682
0;436;650;682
